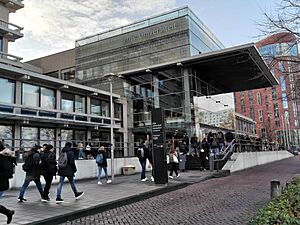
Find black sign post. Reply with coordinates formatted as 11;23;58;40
151;108;168;184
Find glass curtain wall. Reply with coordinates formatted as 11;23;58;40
21;127;38;151
0;78;15;104
0;125;13;147
41;87;55;109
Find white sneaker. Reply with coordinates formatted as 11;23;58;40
176;174;180;177
168;175;173;179
150;176;154;182
98;181;102;185
141;178;148;182
107;180;112;184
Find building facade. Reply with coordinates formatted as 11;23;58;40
0;1;125;160
234;32;300;148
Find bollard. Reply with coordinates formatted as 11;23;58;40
270;180;281;199
209;150;214;172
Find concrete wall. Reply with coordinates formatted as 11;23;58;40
10;157;149;189
223;151;294;173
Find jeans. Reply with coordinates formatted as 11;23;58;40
42;174;53;198
56;176;77;198
98;166;109;181
79;149;84;159
169;162;178;176
139;158;146;179
0;192;3;198
19;179;43;198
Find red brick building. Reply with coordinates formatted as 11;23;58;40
234;32;300;149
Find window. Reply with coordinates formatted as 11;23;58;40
278;61;284;72
248;90;253;102
61;67;75;80
265;95;269;110
257;93;261;105
0;125;13;148
40;128;55;146
293;102;298;117
0;78;15;104
101;101;110;117
0;36;3;51
114;103;122;119
44;71;59;79
274;103;279;118
272;88;277;100
261;128;267;139
258;109;263;122
282;93;288;109
91;98;101;115
250;106;255;119
41;87;55;109
75;95;86;113
21;127;38;151
279;76;286;91
61;92;74;112
275;120;280;128
295;120;299;127
240;91;244;97
22;83;39;107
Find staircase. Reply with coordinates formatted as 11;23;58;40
185;155;208;170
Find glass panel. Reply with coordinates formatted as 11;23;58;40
74;130;86;143
60;129;73;147
41;87;55;109
22;83;39;107
0;36;3;51
61;92;74;112
75;95;86;113
282;93;288;109
0;125;13;148
101;101;110;117
40;128;55;146
91;98;101;115
21;127;38;151
61;67;75;80
114;103;122;119
279;76;286;91
0;78;15;104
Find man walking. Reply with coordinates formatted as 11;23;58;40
56;142;84;203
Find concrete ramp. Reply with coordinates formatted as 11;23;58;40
223;151;294;173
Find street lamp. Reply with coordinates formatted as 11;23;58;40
104;72;122;184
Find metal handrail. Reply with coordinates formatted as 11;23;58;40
0;19;23;32
0;51;23;62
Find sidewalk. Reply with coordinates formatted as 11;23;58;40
0;170;225;225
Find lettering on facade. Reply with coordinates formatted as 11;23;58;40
124;24;177;44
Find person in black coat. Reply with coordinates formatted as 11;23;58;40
0;142;15;224
40;144;57;202
56;142;84;203
18;145;44;202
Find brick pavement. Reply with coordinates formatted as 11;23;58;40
60;156;300;225
0;169;213;225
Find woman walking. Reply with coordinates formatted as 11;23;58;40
96;146;112;184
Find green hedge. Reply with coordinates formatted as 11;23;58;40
249;176;300;225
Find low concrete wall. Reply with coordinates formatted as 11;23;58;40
223;151;294;173
10;157;150;189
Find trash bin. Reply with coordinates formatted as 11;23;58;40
122;165;136;175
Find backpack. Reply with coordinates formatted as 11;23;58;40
58;152;68;169
22;154;35;172
41;153;57;175
96;153;103;164
137;147;144;158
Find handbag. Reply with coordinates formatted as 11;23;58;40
173;155;179;163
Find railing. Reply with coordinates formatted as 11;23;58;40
0;51;23;62
0;19;23;33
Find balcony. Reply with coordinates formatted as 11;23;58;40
0;0;24;12
0;51;23;68
0;19;23;41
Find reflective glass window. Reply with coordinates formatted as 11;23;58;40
61;92;74;112
279;76;286;91
0;36;3;51
0;125;13;148
21;127;38;151
0;78;15;104
22;83;39;107
40;128;55;146
60;129;73;147
91;98;101;115
114;103;122;119
75;95;86;113
257;93;261;105
41;87;55;109
101;101;110;117
282;93;288;109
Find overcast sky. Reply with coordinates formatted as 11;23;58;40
9;0;278;61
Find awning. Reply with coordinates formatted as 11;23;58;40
119;43;278;95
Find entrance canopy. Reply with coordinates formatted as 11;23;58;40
119;43;278;95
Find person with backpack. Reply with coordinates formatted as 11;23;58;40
18;145;44;203
0;142;16;224
40;144;57;202
56;142;84;203
137;140;147;181
96;146;112;184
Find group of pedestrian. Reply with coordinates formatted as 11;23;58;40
137;139;154;182
18;142;84;204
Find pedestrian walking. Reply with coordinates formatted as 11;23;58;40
0;142;16;224
40;144;57;202
137;140;147;181
56;142;84;203
167;148;179;179
18;145;44;202
144;140;154;182
96;146;112;184
77;142;85;159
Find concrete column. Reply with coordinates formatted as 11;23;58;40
183;68;191;124
14;125;22;161
153;76;160;109
86;96;91;122
14;81;22;114
55;127;60;159
56;89;61;118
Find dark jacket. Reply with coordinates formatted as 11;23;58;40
96;152;108;168
58;146;77;177
24;149;41;181
0;154;16;191
40;151;57;175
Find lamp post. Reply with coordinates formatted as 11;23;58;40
104;72;122;184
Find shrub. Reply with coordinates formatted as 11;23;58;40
249;176;300;225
